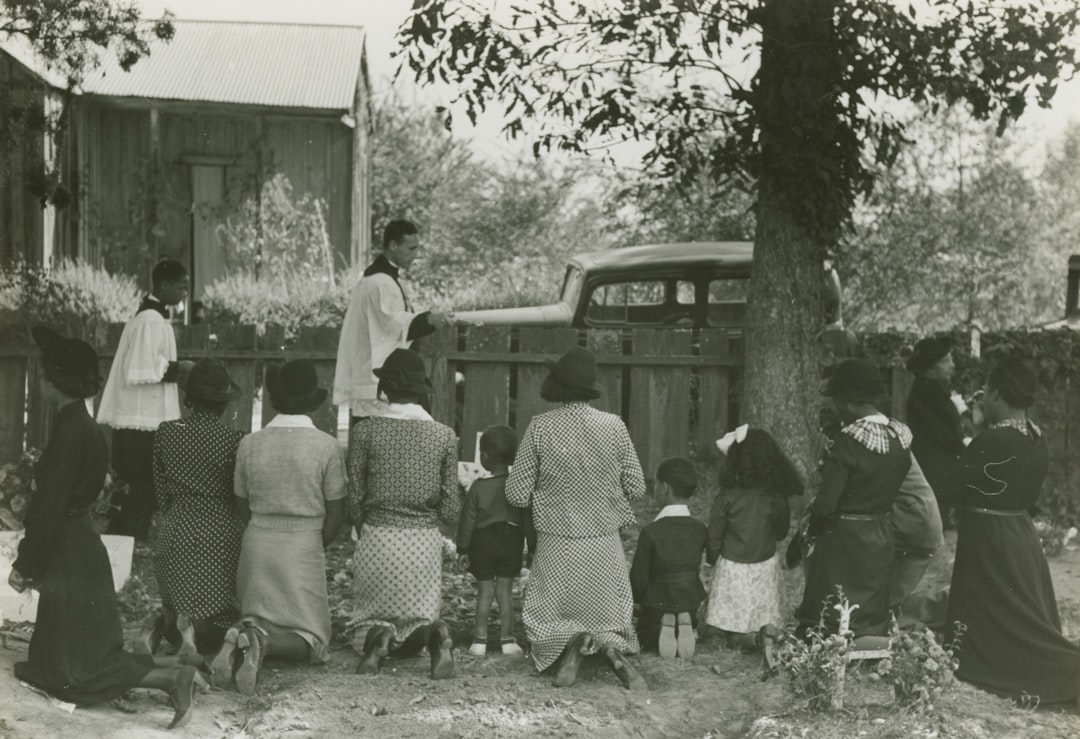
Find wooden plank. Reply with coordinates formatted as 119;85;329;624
585;329;622;417
889;365;910;421
697;330;732;461
514;328;580;439
258;325;288;429
291;326;341;436
0;356;27;464
25;357;49;454
629;329;693;480
439;351;742;367
459;326;512;462
212;324;257;433
425;329;459;431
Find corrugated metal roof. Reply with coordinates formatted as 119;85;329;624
0;35;69;88
79;20;366;111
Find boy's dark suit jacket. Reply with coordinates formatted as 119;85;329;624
629;516;708;614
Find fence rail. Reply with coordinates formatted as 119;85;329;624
0;324;747;475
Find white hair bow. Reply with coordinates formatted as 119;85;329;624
715;424;749;455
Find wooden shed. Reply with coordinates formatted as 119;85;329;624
1;20;372;313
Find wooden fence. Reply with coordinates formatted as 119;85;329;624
0;324;745;476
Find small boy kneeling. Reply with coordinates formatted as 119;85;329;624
629;457;708;658
457;424;534;656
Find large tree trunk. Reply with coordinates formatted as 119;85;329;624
744;0;840;483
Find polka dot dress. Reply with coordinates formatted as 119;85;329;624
152;412;246;630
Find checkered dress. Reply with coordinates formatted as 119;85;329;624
506;402;645;670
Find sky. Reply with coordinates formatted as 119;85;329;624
132;0;1080;166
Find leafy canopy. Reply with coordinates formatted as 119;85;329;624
1;0;174;85
399;0;1079;244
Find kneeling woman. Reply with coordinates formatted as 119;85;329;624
349;349;460;678
11;327;201;730
506;346;647;690
222;360;346;695
948;358;1080;705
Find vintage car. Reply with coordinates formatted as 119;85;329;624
455;241;843;329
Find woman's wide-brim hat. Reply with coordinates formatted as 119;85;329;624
543;345;602;398
266;359;327;414
906;336;952;374
32;325;101;399
824;358;888;403
373;348;433;396
184;358;242;404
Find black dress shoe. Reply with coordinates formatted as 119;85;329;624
601;646;646;691
356;625;392;675
553;632;595;688
167;665;198;730
428;620;455;680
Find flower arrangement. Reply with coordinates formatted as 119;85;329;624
775;589;855;712
873;616;963;710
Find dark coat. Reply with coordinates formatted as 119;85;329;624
906;376;965;505
629;515;708;614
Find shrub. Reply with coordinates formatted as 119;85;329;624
873;617;963;711
0;260;140;342
0;447;121;530
775;590;856;712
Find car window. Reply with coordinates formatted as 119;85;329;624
585;280;692;325
707;277;749;327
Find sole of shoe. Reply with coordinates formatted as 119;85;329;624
675;612;695;658
658;613;677;659
606;649;647;691
176;614;198;657
356;646;388;675
235;629;263;697
430;638;455;680
553;633;594;687
209;627;240;690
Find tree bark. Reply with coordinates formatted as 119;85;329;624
744;0;840;483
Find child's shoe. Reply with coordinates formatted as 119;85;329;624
658;613;677;658
468;640;487;656
675;612;696;658
500;637;523;655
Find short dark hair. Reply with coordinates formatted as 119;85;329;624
656;457;697;499
382;219;418;248
184;397;228;416
988;357;1038;410
480;424;519;465
152;258;187;289
379;383;426;406
539;374;600;402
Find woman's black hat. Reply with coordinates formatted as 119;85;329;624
374;348;433;396
184;359;242;404
824;358;888;403
542;346;602;399
32;325;101;399
906;336;952;374
266;359;327;415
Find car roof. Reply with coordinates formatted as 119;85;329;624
569;241;754;274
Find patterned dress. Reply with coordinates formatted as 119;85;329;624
153;411;246;632
347;406;460;651
505;402;645;671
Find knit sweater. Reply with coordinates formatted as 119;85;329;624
234;415;347;532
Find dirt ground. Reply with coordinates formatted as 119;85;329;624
3;495;1080;739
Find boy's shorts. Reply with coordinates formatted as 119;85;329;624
468;522;525;580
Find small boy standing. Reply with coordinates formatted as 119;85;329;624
457;424;534;656
97;258;193;541
629;457;708;658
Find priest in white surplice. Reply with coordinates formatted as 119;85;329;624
334;220;454;422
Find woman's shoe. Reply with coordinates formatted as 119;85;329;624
601;646;647;691
134;609;167;656
176;614;198;657
235;627;265;696
553;632;594;688
757;624;781;672
209;625;241;690
167;665;198;730
356;625;392;675
428;621;455;680
675;612;695;658
658;613;677;658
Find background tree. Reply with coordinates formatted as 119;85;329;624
399;0;1079;478
843;108;1060;332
